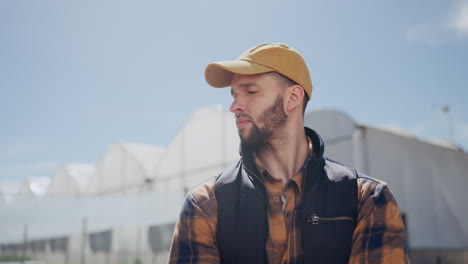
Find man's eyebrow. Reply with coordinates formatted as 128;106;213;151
231;82;258;95
232;82;257;90
239;82;256;88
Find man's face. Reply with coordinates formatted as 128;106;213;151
230;73;288;149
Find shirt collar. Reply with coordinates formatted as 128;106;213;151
253;136;314;195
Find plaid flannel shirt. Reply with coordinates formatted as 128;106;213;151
169;145;409;264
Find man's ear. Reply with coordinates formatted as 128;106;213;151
286;85;305;112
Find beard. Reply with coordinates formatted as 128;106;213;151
238;94;288;150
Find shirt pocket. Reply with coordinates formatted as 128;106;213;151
306;214;355;225
302;214;355;264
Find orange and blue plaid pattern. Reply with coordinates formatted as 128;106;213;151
258;153;307;264
169;148;409;264
168;176;409;264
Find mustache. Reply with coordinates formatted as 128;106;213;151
235;113;253;120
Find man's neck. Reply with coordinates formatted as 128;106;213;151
256;125;309;184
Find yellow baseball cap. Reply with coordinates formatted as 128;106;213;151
205;43;313;100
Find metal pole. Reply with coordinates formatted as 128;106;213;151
80;217;87;264
65;237;70;264
22;224;28;264
442;105;456;145
136;226;141;263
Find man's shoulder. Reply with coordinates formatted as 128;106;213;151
323;158;358;181
214;160;243;185
322;158;390;195
185;177;217;208
322;158;395;206
357;174;389;193
356;173;397;207
186;160;242;204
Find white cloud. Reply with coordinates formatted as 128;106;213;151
406;0;468;44
451;2;468;36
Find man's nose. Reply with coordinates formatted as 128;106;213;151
229;98;244;113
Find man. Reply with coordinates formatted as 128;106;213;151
168;43;409;264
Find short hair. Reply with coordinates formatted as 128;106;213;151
268;72;309;114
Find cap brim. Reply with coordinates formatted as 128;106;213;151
205;59;274;88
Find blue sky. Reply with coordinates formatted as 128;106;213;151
1;0;468;185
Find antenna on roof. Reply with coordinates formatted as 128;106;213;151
441;105;456;145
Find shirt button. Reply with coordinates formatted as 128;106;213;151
277;244;285;252
273;196;280;203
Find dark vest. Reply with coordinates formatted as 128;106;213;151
215;128;358;264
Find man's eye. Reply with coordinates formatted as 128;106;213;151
248;91;257;94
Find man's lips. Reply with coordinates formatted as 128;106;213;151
236;118;252;129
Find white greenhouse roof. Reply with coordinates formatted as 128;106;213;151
47;163;94;196
87;142;164;194
17;177;51;196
